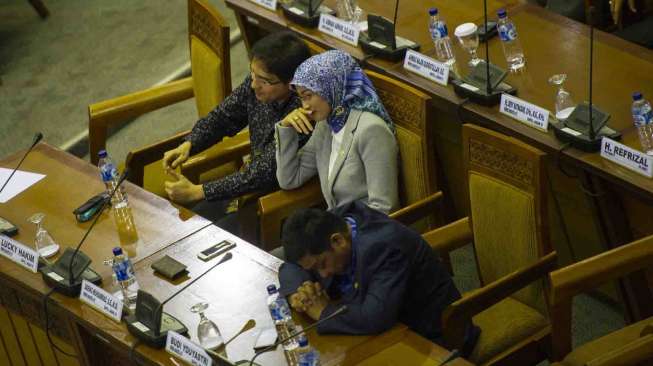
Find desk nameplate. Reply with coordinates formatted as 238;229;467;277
500;94;549;132
0;234;39;272
79;280;123;322
403;50;449;86
249;0;276;11
319;14;360;46
601;138;653;178
166;331;212;366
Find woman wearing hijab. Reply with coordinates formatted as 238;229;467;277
275;50;398;214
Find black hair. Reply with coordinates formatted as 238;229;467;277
282;208;348;264
250;31;311;83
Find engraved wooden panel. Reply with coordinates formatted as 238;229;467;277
188;0;229;61
376;87;424;134
468;137;535;191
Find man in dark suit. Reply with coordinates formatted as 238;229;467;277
278;201;479;356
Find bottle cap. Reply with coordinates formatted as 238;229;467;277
98;150;108;158
454;23;478;38
428;8;438;16
112;247;123;256
298;338;309;347
633;92;643;101
497;8;507;18
266;284;278;294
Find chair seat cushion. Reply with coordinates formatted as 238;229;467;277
560;316;653;366
470;297;548;364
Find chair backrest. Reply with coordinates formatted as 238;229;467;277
364;70;437;214
462;124;551;316
188;0;231;118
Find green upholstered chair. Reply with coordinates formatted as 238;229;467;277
257;69;442;251
88;0;248;198
418;124;557;366
549;234;653;366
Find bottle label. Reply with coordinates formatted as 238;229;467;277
432;21;448;39
113;260;130;281
633;106;653;127
100;163;118;182
498;23;517;41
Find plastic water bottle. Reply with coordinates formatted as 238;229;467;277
497;8;525;72
266;284;299;350
428;8;456;68
97;150;139;247
632;92;653;155
296;337;321;366
111;247;139;310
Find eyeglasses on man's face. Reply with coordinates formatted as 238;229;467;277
250;70;282;86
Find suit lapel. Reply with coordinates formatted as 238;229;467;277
328;110;360;194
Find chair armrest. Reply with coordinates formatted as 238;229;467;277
89;77;194;164
422;217;472;254
389;191;443;227
442;251;558;349
180;131;251;183
586;334;653;366
257;178;323;251
125;131;190;187
549;234;653;306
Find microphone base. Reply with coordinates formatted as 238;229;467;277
280;3;334;28
39;265;102;297
359;33;419;62
125;312;188;349
551;119;621;152
452;78;516;107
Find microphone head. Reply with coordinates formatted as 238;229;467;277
32;132;43;146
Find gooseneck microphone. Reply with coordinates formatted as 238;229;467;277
248;305;349;366
0;132;43;194
68;169;130;283
39;169;129;297
125;251;235;348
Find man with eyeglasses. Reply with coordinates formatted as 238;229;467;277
162;31;311;232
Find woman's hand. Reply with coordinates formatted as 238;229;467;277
280;108;315;134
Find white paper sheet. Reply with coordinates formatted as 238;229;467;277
0;168;46;203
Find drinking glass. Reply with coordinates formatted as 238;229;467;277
28;213;60;258
190;302;224;350
548;74;576;121
455;23;481;67
336;0;362;24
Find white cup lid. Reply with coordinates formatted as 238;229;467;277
454;23;478;37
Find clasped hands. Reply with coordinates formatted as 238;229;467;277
288;281;330;321
161;141;205;205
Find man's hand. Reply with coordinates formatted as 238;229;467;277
162;141;192;170
290;282;329;321
164;169;205;205
280;108;314;135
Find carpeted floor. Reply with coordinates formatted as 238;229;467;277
0;0;248;163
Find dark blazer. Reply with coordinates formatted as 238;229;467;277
279;201;462;345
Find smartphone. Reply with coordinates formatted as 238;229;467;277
0;216;18;237
197;240;236;261
478;21;498;42
253;327;278;350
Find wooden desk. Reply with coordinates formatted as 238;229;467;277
226;0;653;321
0;144;472;366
